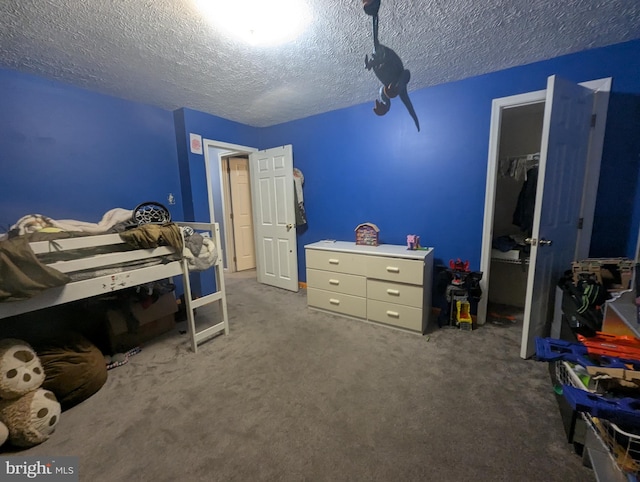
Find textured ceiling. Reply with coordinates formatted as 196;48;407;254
1;0;639;127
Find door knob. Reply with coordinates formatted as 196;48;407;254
524;237;553;246
286;223;294;231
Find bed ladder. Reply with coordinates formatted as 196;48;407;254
178;222;229;353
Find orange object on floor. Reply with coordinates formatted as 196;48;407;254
488;312;516;321
577;332;640;361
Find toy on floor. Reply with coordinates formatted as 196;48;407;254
456;300;472;330
489;312;517;326
562;384;640;428
0;420;7;446
105;346;142;370
0;338;61;448
576;332;640;361
436;259;483;329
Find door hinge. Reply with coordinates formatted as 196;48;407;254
230;212;234;220
233;256;237;262
590;114;597;128
577;217;584;229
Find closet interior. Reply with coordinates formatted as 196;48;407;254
488;102;545;312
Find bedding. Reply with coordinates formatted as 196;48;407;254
2;208;134;240
119;223;183;250
183;233;217;271
0;236;71;302
0;211;218;304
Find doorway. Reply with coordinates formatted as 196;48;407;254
221;155;257;273
478;76;612;358
203;140;257;275
202;140;299;292
486;102;544;323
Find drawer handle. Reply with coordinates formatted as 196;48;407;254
329;298;340;305
386;266;400;273
329;258;340;265
386;310;400;318
329;279;340;285
386;289;400;296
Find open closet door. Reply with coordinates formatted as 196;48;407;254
520;76;594;358
249;145;299;292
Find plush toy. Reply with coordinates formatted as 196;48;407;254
0;338;45;399
0;388;61;447
0;420;8;446
0;339;61;448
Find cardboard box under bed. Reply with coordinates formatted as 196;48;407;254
105;292;178;354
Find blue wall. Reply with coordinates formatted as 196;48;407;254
174;108;259;223
260;39;640;279
0;68;183;231
173;108;259;296
1;39;640;288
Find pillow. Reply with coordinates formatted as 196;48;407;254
34;332;107;411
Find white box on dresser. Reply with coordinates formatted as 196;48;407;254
305;241;434;334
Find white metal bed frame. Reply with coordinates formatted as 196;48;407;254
0;221;228;353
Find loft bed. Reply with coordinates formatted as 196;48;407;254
0;220;228;354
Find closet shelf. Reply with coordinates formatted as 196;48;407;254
491;257;530;265
491;249;529;265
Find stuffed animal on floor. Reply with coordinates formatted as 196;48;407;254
0;420;7;446
0;339;61;448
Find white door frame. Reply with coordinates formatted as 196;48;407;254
478;78;612;327
574;77;612;259
220;156;236;271
478;89;546;327
202;139;258;272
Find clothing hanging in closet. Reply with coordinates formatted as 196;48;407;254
512;166;538;236
293;168;307;227
499;153;540;236
499;153;540;182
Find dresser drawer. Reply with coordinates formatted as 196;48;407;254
306;249;367;276
367;299;423;332
366;256;423;284
367;279;423;308
307;268;366;297
308;287;366;318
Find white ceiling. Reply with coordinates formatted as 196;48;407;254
1;0;639;127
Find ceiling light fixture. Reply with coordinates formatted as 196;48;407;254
195;0;311;47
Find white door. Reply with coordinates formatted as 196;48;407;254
229;157;256;271
520;76;594;358
249;145;299;292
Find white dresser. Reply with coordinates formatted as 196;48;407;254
305;241;434;334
